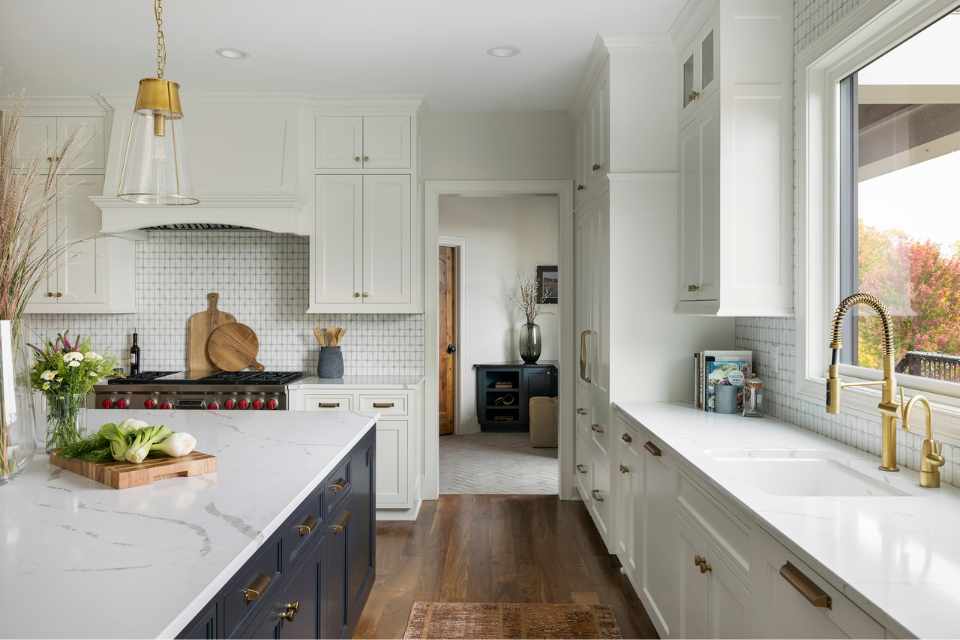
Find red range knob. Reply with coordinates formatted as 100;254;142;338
206;401;220;411
266;398;279;410
144;398;158;409
252;398;265;410
237;398;250;410
115;398;130;409
101;398;114;409
159;401;174;410
224;398;236;410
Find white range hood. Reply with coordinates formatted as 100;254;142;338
93;94;308;235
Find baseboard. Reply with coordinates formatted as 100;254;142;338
376;497;423;521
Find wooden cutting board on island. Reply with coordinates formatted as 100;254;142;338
186;292;236;373
49;451;217;489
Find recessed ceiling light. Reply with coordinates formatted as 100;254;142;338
216;48;249;60
486;46;521;58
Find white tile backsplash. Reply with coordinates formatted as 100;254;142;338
735;0;960;486
23;230;424;377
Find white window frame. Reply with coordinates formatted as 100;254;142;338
798;0;960;441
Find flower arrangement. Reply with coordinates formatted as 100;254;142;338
29;332;118;449
511;275;540;325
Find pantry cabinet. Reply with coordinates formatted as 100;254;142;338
672;0;793;316
314;115;410;170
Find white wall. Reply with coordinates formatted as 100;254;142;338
439;194;560;432
420;112;573;180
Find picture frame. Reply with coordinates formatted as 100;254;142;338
536;265;559;304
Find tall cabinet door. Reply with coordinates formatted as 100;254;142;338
314;175;363;304
57;175;107;305
678;118;703;301
362;175;411;304
315;116;364;169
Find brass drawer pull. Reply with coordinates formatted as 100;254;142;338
295;514;318;537
780;562;832;609
241;573;271;603
279;600;300;622
591;489;604;502
329;478;348;494
643;441;662;457
372;402;395;408
621;432;633;443
694;554;712;574
590;424;604;434
318;401;341;408
618;464;630;474
576;463;588;474
330;510;352;534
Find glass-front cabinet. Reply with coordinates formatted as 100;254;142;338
680;24;717;118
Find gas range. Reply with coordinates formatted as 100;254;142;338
92;370;304;411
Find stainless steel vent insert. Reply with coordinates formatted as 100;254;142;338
142;223;248;231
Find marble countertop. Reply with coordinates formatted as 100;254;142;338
290;375;425;389
614;401;960;639
0;409;377;639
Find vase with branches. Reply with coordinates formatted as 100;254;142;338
0;106;78;482
511;275;542;364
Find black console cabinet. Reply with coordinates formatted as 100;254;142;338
178;429;376;640
473;362;558;431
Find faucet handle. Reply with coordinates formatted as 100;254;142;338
899;388;910;430
926;439;945;468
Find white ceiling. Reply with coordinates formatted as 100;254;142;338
0;0;685;111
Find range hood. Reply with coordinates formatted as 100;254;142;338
93;94;308;235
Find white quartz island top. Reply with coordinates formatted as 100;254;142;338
290;375;425;389
0;409;377;639
615;401;960;639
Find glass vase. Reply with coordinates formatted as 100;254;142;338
519;322;542;364
0;320;36;485
46;391;87;452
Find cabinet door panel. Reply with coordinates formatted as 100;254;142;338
362;116;411;169
58;116;105;170
25;182;55;304
641;442;680;636
362;175;411;304
698;99;721;301
277;557;319;639
678;119;703;301
14;116;55;170
314;175;363;304
57;175;107;305
347;441;375;629
677;518;710;639
374;421;409;507
588;81;609;192
321;512;349;639
315;116;363;169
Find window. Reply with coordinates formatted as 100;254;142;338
839;8;960;386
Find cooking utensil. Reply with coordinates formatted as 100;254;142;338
313;326;346;347
206;322;264;372
186;293;236;373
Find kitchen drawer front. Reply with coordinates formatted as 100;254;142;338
282;489;323;568
677;472;751;577
222;539;283;638
323;457;352;518
304;393;355;412
358;394;408;416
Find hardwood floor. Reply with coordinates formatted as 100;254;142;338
355;495;659;639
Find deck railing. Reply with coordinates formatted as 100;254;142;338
895;351;960;383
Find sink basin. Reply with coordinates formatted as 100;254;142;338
704;449;909;497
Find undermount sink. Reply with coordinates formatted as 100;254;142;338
704;449;910;497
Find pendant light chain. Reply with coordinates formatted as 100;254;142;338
154;0;166;79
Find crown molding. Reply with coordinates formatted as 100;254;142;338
94;91;424;113
0;95;108;116
669;0;715;50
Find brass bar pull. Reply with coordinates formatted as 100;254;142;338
329;478;348;494
241;573;271;603
318;402;340;408
591;489;604;502
590;424;604;434
643;441;662;457
330;510;351;534
279;601;300;622
579;330;592;383
576;463;588;474
621;432;633;443
372;402;395;408
779;562;832;609
295;514;318;537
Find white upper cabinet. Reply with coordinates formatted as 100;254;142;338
362;174;411;304
314;115;411;170
313;175;363;303
14;115;104;172
673;0;793;316
14;117;55;169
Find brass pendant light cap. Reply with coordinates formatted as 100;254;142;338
134;78;183;118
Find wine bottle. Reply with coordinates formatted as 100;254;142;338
130;331;141;377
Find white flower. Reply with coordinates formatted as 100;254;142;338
89;371;98;377
42;382;50;390
40;370;57;381
67;360;81;368
85;352;102;361
64;351;84;363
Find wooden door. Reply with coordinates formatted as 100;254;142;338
439;246;456;436
313;175;363;304
362;174;411;304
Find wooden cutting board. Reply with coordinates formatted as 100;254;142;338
49;451;217;489
207;322;264;372
186;293;236;374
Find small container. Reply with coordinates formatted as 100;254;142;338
317;346;344;379
742;377;764;417
715;384;739;414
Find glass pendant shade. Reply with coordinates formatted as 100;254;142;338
118;78;198;205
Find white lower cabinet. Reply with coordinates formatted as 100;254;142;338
292;384;422;516
609;408;888;639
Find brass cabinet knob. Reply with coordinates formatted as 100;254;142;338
576;463;588;474
353;292;361;298
46;292;55;298
590;423;604;434
694;554;712;574
55;292;63;298
592;163;602;172
279;601;300;621
295;514;318;537
363;155;370;162
354;155;361;162
329;478;348;494
621;432;633;444
619;464;630;474
591;489;604;502
577;184;585;191
688;90;701;103
577;408;588;416
361;292;370;298
687;284;700;292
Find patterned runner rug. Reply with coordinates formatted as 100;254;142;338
402;602;623;639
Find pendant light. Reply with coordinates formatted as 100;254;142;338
118;0;198;205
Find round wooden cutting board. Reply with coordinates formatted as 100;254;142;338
206;322;264;372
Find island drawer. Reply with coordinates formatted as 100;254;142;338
304;394;354;412
358;394;407;416
323;457;352;517
222;539;282;638
282;490;324;568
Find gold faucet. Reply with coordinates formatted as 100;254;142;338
827;293;901;471
900;391;945;488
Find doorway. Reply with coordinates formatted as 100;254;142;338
438;244;459;436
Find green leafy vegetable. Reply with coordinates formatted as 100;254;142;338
125;425;172;464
